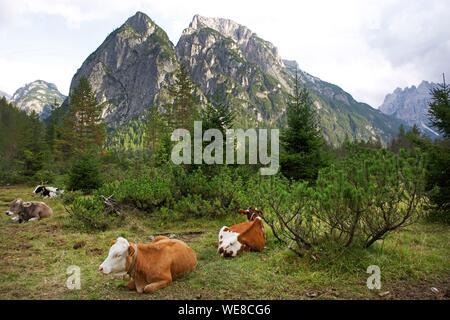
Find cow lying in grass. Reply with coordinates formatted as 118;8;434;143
5;198;53;223
99;236;197;294
218;208;266;257
33;185;64;198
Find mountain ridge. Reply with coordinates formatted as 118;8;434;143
66;11;179;126
379;80;438;137
176;14;405;145
11;80;66;120
63;11;406;146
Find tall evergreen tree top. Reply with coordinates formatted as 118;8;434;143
428;74;450;138
202;94;235;134
167;65;198;130
282;69;323;154
56;76;105;158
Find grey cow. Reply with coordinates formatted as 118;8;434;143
5;198;53;223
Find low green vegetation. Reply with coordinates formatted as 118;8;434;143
0;185;449;299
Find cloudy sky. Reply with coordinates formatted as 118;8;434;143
0;0;449;107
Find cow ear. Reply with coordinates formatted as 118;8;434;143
239;209;246;214
111;239;116;245
22;202;32;208
128;245;135;256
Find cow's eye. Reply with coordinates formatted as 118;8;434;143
113;253;120;258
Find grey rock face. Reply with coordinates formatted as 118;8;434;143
176;16;290;125
176;15;405;145
67;12;406;145
187;15;291;89
380;81;438;136
11;80;65;120
68;11;179;126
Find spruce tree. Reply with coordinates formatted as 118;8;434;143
426;74;450;222
0;98;48;182
281;69;326;181
145;107;168;150
167;65;198;130
20;111;47;177
202;94;235;134
429;74;450;137
56;77;105;159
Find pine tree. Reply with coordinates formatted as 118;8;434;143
20;111;47;177
0;98;48;183
283;71;323;154
56;77;105;159
167;65;199;130
426;74;450;223
429;74;450;138
145;107;172;165
280;69;326;181
202;94;235;134
145;106;171;155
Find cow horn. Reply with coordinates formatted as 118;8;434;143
22;202;32;208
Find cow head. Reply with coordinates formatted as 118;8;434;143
99;237;133;275
218;227;242;257
239;207;263;221
33;185;45;194
6;199;32;223
5;198;24;216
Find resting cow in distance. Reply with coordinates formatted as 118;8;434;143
33;185;64;198
99;236;197;294
5;198;53;223
218;207;266;258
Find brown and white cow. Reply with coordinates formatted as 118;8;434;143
218;208;266;258
99;236;197;294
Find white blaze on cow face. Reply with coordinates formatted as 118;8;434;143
218;226;242;257
99;237;129;275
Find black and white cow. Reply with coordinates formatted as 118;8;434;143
33;185;64;198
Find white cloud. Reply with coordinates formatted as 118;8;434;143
0;0;448;106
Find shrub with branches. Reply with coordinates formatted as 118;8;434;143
246;149;426;256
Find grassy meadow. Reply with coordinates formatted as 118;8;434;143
0;185;449;300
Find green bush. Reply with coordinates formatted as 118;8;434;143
315;149;426;248
68;152;103;193
98;175;173;211
61;190;85;205
172;194;217;218
67;196;119;231
246;148;427;255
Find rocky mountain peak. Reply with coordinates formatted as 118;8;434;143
61;11;406;146
66;12;178;125
379;81;438;137
188;15;254;44
180;14;289;90
123;11;156;37
11;80;66;120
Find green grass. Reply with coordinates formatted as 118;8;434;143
0;185;449;300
